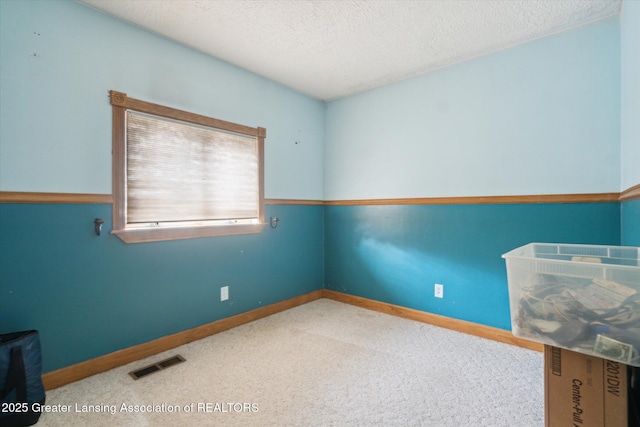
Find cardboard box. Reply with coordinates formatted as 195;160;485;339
545;345;628;427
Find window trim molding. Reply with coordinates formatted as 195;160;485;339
110;90;266;243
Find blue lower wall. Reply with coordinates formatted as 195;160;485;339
0;199;631;372
0;203;324;373
622;199;640;246
324;202;621;330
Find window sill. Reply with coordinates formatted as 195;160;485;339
112;223;267;243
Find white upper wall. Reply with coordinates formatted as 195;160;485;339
0;0;324;200
621;0;640;191
324;17;621;200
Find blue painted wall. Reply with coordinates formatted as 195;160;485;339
0;0;325;199
324;17;621;200
0;203;323;372
622;200;640;246
325;203;621;330
620;1;640;244
0;0;325;373
322;13;628;332
621;0;640;190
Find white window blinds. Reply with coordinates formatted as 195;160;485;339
125;111;259;225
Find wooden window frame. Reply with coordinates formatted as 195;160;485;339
110;90;266;243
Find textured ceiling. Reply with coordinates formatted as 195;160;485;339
80;0;622;101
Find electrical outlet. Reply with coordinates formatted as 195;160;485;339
434;283;444;298
220;286;229;301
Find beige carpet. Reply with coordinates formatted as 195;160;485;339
38;299;544;426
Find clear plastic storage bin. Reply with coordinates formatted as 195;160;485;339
502;243;640;366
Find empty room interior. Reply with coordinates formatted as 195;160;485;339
1;0;639;425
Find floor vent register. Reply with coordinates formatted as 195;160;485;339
128;355;186;380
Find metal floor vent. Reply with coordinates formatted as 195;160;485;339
129;355;186;380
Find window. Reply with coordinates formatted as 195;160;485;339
110;90;266;243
